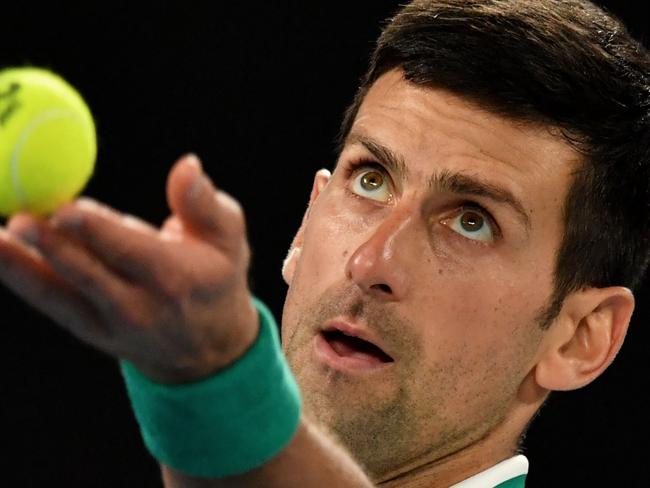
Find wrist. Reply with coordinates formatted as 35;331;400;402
212;289;260;373
128;291;260;384
120;297;302;478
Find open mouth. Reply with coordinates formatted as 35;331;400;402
320;329;394;364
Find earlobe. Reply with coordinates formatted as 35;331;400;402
535;287;634;392
281;169;331;285
282;247;301;284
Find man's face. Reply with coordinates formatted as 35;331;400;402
281;69;577;479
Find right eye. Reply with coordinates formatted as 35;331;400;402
350;168;392;203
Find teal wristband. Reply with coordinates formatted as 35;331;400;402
119;297;302;478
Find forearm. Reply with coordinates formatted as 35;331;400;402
161;414;375;488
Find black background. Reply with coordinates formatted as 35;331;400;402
2;1;648;486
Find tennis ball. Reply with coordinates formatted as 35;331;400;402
0;67;96;217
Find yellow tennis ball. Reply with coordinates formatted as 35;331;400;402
0;67;96;217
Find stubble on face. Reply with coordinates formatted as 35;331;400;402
283;286;420;475
281;285;524;480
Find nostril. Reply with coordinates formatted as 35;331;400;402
371;283;392;294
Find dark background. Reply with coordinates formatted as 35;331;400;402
2;1;648;486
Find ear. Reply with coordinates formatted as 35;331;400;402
282;169;331;285
535;286;634;391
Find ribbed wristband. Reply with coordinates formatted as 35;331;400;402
119;297;302;478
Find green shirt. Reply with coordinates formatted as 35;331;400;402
495;474;527;488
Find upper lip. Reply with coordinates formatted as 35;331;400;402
321;319;394;361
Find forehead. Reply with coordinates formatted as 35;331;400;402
348;69;578;195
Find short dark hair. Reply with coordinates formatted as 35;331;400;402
338;0;650;325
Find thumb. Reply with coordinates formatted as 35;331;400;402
166;154;248;256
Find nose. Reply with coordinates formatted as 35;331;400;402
345;209;414;301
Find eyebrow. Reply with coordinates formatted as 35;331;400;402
343;131;531;231
433;171;531;230
345;132;410;183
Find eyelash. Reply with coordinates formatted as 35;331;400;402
343;159;385;180
342;158;502;241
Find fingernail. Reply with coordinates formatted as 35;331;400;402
54;212;83;231
6;214;41;245
189;172;210;201
16;223;40;245
184;153;202;170
51;203;84;231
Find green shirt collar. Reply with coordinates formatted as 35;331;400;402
449;455;528;487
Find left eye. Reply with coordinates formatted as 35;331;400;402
446;208;495;242
351;169;392;202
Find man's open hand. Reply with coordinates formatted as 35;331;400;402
0;154;259;383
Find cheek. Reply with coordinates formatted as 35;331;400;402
413;255;554;359
293;196;368;285
282;201;357;327
299;219;347;282
409;277;545;427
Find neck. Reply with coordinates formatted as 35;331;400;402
378;434;516;487
376;395;540;487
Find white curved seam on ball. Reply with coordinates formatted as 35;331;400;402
10;109;78;208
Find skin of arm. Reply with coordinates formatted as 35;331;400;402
162;415;374;488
